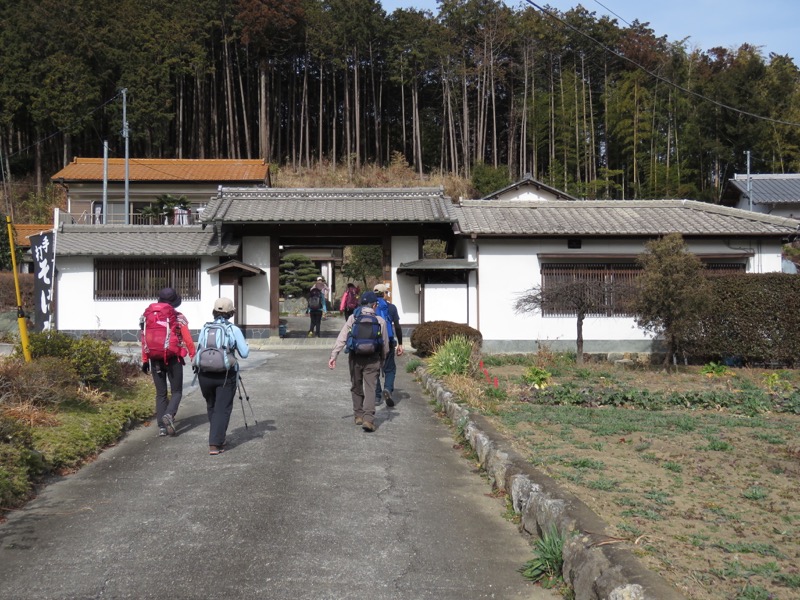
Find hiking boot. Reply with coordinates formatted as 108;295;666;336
383;389;394;407
362;421;375;432
158;427;168;437
354;416;363;426
162;414;176;436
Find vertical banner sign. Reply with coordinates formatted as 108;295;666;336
29;231;56;332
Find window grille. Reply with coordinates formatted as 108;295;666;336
94;258;200;301
540;261;747;317
541;263;640;317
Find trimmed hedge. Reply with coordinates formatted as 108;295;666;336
685;273;800;365
410;320;482;357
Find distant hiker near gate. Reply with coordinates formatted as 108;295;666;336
339;282;360;320
140;287;195;437
306;287;324;337
310;276;330;316
193;297;249;455
328;291;389;433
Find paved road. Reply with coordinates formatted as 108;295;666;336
0;320;559;599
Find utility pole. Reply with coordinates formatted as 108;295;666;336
122;88;130;224
102;140;109;224
745;150;752;211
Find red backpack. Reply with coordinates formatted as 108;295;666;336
141;302;182;361
345;288;359;310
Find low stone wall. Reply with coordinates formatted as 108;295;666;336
417;367;688;600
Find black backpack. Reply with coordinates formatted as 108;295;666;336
346;312;382;355
307;289;323;310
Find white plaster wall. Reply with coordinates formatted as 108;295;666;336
470;236;787;343
477;240;539;340
391;236;420;324
241;236;270;325
495;187;557;201
424;284;469;323
56;256;217;332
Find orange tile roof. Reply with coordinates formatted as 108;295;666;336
51;158;270;183
13;224;52;248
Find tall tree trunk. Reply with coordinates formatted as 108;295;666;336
318;64;324;169
490;49;498;168
461;65;470;177
369;41;381;165
259;63;268;161
195;73;206;159
236;53;251;159
300;53;309;168
413;80;423;178
353;47;361;170
177;76;184;159
344;66;352;179
401;61;407;161
222;37;238;158
332;73;337;172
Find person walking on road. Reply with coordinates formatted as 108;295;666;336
140;287;195;437
306;287;324;337
310;275;330;315
339;282;360;320
328;291;389;432
372;283;403;407
193;297;249;455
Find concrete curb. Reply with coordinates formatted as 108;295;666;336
416;367;688;600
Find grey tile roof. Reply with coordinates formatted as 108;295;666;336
482;175;578;200
200;187;456;224
453;200;800;236
396;258;478;273
55;225;240;257
728;174;800;205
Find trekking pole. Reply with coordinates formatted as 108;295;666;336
236;374;249;429
237;375;257;425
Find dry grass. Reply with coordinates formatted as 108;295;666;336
2;403;61;427
268;158;476;201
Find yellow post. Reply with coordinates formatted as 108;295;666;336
6;216;31;362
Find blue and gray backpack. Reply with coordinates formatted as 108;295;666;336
346;312;383;355
194;320;238;372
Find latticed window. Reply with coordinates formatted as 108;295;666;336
541;261;747;317
94;258;201;301
540;263;640;317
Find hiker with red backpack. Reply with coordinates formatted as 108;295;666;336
140;287;195;437
339;282;360;319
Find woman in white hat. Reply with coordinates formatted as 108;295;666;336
194;297;249;455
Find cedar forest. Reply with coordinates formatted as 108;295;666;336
1;0;799;206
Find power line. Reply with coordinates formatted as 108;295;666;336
525;0;800;128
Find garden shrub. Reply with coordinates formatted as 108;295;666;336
11;357;81;406
410;320;483;357
426;335;480;378
18;329;75;359
0;414;42;508
16;331;123;388
69;337;122;387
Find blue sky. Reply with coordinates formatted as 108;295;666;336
380;0;800;61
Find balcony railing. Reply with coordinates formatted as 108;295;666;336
59;207;203;226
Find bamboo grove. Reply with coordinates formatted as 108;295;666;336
2;0;799;201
